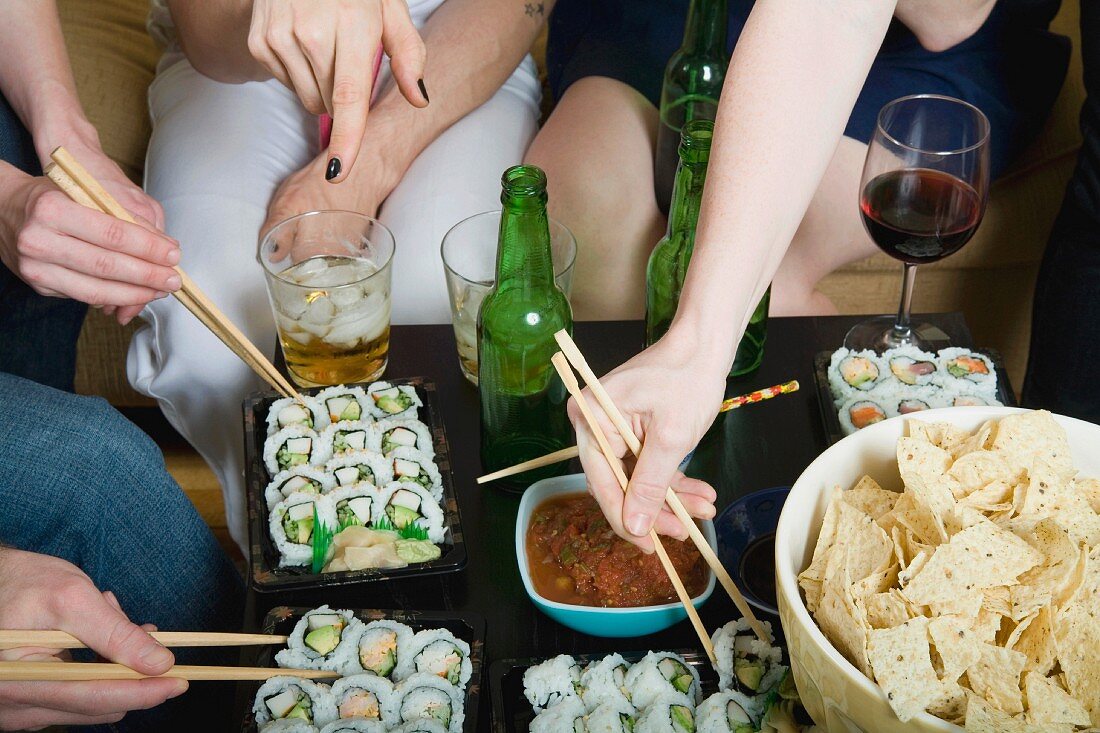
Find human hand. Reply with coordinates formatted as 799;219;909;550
248;0;428;181
0;548;186;730
569;328;726;552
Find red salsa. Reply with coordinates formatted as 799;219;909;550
526;492;708;607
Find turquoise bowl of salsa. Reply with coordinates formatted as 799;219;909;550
516;473;716;638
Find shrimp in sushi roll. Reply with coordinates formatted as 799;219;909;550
366;382;422;420
357;620;414;680
276;606;365;674
391;673;464;733
379;484;445;543
398;629;471;689
330;674;396;725
316;386;372;424
265;426;320;475
838;397;888;435
253;676;337;728
267;395;328;436
937;348;995;389
827;349;884;399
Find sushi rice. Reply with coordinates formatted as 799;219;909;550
253;676;338;729
261;719;322;733
316;386;373;424
366;382;423;420
267;395;329;437
358;620;415;680
317;420;377;463
265;426;321;475
624;652;701;710
319;719;388;733
935;347;996;391
374;418;435;458
388;446;444;502
529;696;587;733
330;674;396;725
585;699;638;733
695;690;759;733
276;606;365;674
391;720;449;733
634;697;697;733
882;345;938;389
522;654;582;712
378;483;446;544
827;348;885;400
397;629;472;689
711;620;785;696
390;673;464;733
579;652;632;712
325;452;394;491
269;492;336;567
265;466;335;511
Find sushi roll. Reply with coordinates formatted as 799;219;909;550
317;421;376;462
328;485;381;530
260;719;320;733
265;426;321;476
326;452;393;491
253;676;338;729
936;348;996;391
276;606;365;674
357;620;414;680
391;720;448;733
330;674;395;726
827;348;885;399
269;492;336;567
378;483;446;544
389;447;444;502
529;696;587;733
366;382;423;420
523;654;582;712
950;393;1002;407
267;395;328;436
579;653;632;711
878;384;940;417
695;691;759;733
883;346;938;388
374;418;435;458
390;673;464;733
316;386;372;424
711;619;784;696
837;396;888;435
266;467;335;511
624;651;701;710
635;698;696;733
585;700;638;733
319;720;386;733
397;629;471;689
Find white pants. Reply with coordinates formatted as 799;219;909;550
129;8;542;549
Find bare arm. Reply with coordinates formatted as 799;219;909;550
895;0;997;52
166;0;261;83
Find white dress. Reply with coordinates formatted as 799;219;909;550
132;1;542;549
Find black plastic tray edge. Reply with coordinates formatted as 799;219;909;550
244;377;467;592
489;650;717;733
812;347;1018;446
237;605;487;733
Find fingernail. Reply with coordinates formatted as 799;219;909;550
325;157;342;181
166;248;180;265
169;679;188;698
166;275;181;290
418;78;429;104
155;291;169;299
141;643;173;668
626;514;649;537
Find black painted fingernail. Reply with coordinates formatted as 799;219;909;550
418;78;429;104
325;157;341;181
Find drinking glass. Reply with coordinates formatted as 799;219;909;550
259;210;395;387
441;210;577;385
844;94;990;351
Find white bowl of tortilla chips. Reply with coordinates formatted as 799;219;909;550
776;407;1100;733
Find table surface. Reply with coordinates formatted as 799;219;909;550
241;313;976;730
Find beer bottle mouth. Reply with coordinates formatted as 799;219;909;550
679;119;714;157
501;165;548;199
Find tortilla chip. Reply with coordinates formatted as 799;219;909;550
927;681;968;722
969;606;1004;646
897;549;928;591
897;437;958;516
1054;582;1100;726
930;591;983;623
950;420;996;460
864;590;914;630
944;504;992;536
1077;477;1100;514
901;521;1043;606
1012;605;1056;675
821;501;893;588
967;643;1027;715
1022;671;1091;728
909;420;970;451
798;487;844;612
964;695;1047;733
866;618;941;722
949;451;1014;500
959;479;1014;510
929;616;984;683
817;569;872;677
890;491;949;547
844;476;900;520
992;411;1075;482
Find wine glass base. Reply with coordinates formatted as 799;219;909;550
843;315;954;353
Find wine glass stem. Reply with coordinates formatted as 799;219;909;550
893;262;917;342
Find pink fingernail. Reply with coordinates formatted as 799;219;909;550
166;248;180;265
626;514;649;537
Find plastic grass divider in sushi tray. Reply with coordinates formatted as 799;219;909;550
242;377;468;592
235;605;486;733
489;649;718;733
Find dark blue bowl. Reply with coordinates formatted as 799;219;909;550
715;487;790;616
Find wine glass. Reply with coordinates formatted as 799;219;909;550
843;94;990;352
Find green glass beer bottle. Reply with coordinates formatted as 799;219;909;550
478;165;573;489
646;121;771;378
654;0;728;214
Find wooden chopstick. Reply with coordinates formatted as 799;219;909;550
0;661;338;682
46;147;301;401
554;330;771;643
551;354;717;664
476;380;799;485
0;631;287;651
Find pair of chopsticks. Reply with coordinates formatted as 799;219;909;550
477;380;798;484
45;147;303;402
549;331;771;652
0;631;337;681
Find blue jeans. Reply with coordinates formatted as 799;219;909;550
0;372;244;730
0;92;88;392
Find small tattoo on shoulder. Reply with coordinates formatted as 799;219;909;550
525;2;545;17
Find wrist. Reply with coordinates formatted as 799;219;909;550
27;91;99;166
661;316;737;379
362;93;431;186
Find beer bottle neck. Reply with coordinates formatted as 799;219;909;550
681;0;728;56
496;166;554;287
666;157;708;241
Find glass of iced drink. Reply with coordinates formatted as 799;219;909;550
260;210;395;387
441;210;577;385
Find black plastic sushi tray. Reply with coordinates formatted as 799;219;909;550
813;347;1017;446
489;649;718;733
237;605;486;733
244;376;467;592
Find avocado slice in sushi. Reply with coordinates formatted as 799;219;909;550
734;657;765;692
265;689;312;722
620;713;636;732
276;403;313;430
658;657;694;695
326;395;361;422
393;458;433;490
670;704;694;732
373;387;413;414
839;355;879;388
304;625;342;656
277;437;313;470
386;489;423;529
383;426;419;453
283;502;316;545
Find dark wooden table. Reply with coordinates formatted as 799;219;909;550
241;313;976;730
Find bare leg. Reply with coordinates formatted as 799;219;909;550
526;77;664;320
771;136;877;316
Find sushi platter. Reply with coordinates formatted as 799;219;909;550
244;377;467;591
238;606;485;733
813;346;1016;445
